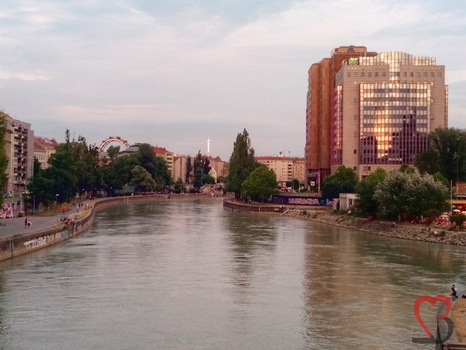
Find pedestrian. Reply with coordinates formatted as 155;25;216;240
24;218;27;228
451;284;458;300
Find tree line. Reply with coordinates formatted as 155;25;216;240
23;131;214;209
321;127;466;220
226;128;279;202
322;165;449;221
225;127;466;221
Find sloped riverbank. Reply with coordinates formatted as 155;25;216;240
284;209;466;246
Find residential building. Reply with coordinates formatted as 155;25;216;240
256;156;306;186
34;137;59;170
209;156;227;181
173;155;188;183
2;113;34;193
153;147;175;178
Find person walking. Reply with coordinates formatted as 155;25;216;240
24;218;28;228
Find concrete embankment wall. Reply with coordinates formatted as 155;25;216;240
223;199;326;213
223;200;284;213
0;194;169;262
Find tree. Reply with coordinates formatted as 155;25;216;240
102;154;139;191
321;166;358;199
185;156;193;185
26;173;56;207
107;145;120;162
192;151;212;189
0;114;8;205
450;214;466;230
201;173;215;185
374;170;449;220
173;178;186;193
355;168;387;217
129;165;156;193
416;127;466;184
291;179;300;192
227;129;258;199
137;143;172;189
44;144;79;202
241;166;278;202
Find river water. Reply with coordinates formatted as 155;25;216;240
0;197;465;349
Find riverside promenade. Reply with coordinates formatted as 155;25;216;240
0;194;176;261
0;206;82;239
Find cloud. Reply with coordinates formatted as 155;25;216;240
0;0;465;159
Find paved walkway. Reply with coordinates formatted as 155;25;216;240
0;204;87;240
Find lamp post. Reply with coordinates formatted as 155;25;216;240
55;194;59;212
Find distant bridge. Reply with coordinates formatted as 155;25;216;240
98;137;130;152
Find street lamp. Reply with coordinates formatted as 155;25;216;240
55;194;59;212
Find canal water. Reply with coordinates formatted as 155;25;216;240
0;197;465;349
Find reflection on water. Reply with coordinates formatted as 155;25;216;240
0;197;464;349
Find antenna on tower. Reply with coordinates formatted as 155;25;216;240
207;137;211;158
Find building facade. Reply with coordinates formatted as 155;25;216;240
305;46;377;187
306;47;448;182
173;155;188;183
2;114;34;193
153;147;175;178
256;156;305;186
331;51;447;178
34;137;59;170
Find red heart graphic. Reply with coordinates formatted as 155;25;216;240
413;295;451;337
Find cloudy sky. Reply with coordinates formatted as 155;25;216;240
0;0;465;160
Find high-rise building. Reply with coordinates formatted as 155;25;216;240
305;46;377;187
332;51;447;178
305;47;448;183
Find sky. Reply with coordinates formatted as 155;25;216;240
0;0;465;160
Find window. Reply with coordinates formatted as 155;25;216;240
354;149;357;154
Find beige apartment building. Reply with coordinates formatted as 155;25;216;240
172;155;227;184
34;137;59;170
331;51;447;178
256;156;305;186
153;147;175;178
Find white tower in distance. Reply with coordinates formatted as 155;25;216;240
207;137;211;158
